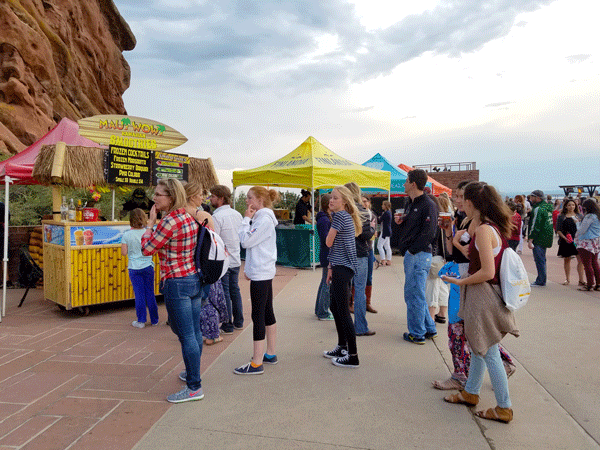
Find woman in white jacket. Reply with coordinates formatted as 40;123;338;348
234;186;280;375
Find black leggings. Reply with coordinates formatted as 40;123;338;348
329;265;357;355
250;279;276;341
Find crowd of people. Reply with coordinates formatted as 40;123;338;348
119;174;599;419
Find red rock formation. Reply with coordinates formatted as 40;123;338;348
0;0;135;155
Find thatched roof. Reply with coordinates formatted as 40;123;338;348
32;144;219;190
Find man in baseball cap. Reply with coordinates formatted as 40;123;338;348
527;189;554;286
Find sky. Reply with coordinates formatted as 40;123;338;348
115;0;599;195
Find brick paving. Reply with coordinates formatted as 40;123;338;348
0;265;297;450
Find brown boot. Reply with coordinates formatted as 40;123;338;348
365;285;377;313
349;286;354;313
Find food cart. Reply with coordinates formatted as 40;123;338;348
42;220;160;311
29;115;218;312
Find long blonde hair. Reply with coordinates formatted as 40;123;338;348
333;186;361;237
438;192;452;213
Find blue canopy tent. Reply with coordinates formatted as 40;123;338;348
360;153;431;197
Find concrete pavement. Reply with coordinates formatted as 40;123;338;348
134;254;600;450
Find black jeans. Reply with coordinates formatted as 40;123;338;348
329;265;357;355
250;279;276;341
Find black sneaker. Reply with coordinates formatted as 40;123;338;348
323;345;348;359
262;354;278;365
220;324;234;335
332;354;359;368
425;331;438;340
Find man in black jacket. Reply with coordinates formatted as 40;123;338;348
395;169;438;344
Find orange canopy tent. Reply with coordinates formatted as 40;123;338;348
398;164;452;196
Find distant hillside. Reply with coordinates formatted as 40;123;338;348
0;0;135;154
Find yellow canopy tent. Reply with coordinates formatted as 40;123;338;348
232;136;391;190
232;137;390;268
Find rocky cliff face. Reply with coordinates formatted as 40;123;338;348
0;0;135;155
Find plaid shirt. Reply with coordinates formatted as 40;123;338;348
142;208;199;281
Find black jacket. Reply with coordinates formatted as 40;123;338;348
355;204;375;258
397;194;438;256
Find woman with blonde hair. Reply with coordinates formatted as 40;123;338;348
234;186;280;374
442;181;519;423
142;179;203;403
377;200;393;266
184;183;225;346
344;182;376;336
324;186;363;368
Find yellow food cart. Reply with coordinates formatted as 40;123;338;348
42;220;160;311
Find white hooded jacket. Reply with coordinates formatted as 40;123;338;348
239;207;278;281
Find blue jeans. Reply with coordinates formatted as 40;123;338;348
532;244;547;285
162;274;203;391
465;344;511;408
367;249;375;286
221;266;244;330
129;265;159;324
315;265;331;318
403;251;436;338
353;257;370;334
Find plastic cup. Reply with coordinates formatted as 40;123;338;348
74;229;84;246
83;229;94;245
439;212;452;227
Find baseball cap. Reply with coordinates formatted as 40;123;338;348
530;189;544;198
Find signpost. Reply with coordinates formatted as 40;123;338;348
106;145;152;186
152;151;189;185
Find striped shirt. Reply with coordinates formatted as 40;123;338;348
328;210;357;273
142;208;199;281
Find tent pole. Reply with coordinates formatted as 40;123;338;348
2;176;12;319
111;188;115;221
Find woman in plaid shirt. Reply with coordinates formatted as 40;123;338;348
142;179;204;403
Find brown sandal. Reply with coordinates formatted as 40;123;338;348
475;406;513;423
432;377;464;390
204;336;223;346
444;390;479;406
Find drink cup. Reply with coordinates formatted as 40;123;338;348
439;212;452;227
83;229;94;245
74;229;84;246
394;209;405;223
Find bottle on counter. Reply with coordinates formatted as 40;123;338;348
60;196;68;221
68;198;76;221
76;199;83;222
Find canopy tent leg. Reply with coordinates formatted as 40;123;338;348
2;176;12;319
111;189;115;221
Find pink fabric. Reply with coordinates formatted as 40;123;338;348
0;118;100;184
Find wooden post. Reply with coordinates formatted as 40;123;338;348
52;186;62;221
51;141;67;221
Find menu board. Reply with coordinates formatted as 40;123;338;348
106;145;152;185
152;151;189;184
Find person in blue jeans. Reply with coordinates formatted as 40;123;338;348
121;208;159;328
142;179;204;403
315;194;333;320
210;185;244;332
395;169;438;344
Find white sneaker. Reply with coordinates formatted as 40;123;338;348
131;321;145;328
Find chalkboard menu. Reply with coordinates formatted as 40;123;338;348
105;147;190;186
152;151;189;185
106;145;152;185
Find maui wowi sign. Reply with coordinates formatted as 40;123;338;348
77;115;187;151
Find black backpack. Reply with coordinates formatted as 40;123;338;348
194;219;230;285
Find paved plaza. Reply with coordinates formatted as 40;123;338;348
0;250;598;450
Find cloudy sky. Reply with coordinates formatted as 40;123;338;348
116;0;599;194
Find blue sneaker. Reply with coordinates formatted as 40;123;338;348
263;354;278;365
167;386;204;403
233;362;264;375
403;332;425;345
178;371;187;382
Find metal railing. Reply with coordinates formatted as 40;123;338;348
413;162;476;172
